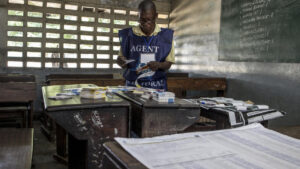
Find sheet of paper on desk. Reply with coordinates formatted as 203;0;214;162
115;123;300;169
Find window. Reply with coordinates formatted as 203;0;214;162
97;54;110;59
47;2;61;8
64;15;77;21
46;23;60;29
27;22;43;28
27;32;42;38
98;18;110;24
8;31;23;37
8;51;22;58
28;1;43;7
46;13;60;19
9;0;24;4
64;25;77;30
5;1;170;69
28;11;43;18
27;52;41;57
8;21;23;27
97;63;110;69
114;20;126;25
8;10;24;16
65;4;78;11
81;17;95;22
114;9;126;15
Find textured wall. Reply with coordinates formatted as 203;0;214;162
170;0;300;127
57;0;170;12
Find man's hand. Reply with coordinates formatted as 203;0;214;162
147;61;160;71
147;61;173;71
116;55;127;69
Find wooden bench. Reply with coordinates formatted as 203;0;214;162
0;128;34;169
0;74;36;128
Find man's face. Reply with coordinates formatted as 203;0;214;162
139;9;157;36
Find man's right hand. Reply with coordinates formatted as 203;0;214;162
116;55;128;69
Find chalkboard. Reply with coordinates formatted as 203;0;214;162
219;0;300;62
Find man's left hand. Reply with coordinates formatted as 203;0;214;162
147;61;161;71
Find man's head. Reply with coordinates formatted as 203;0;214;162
138;0;158;36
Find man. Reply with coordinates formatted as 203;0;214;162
117;0;175;90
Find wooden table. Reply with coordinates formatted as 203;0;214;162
116;91;200;137
42;84;130;169
0;128;34;169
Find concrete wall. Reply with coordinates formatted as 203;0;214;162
170;0;300;127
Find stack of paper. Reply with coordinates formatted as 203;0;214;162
115;123;300;169
153;91;175;103
80;87;106;99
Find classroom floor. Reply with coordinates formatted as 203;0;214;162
32;121;66;169
31;120;300;169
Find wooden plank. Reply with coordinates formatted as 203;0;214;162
0;74;35;83
167;78;226;90
0;128;33;169
0;82;36;102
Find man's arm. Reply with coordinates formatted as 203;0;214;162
147;61;172;71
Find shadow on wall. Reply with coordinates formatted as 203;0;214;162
169;0;300;126
226;75;300;127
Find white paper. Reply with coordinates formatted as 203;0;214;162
124;59;135;64
140;53;155;63
115;123;300;169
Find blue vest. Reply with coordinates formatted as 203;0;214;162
119;27;173;90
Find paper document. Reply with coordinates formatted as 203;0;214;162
124;59;135;64
115;123;300;169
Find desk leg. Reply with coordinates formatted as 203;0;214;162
54;123;68;164
28;101;33;128
68;133;88;169
217;90;225;97
261;121;269;128
215;115;230;130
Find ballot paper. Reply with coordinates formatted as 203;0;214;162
124;59;135;64
115;123;300;169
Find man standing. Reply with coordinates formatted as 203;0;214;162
117;0;175;90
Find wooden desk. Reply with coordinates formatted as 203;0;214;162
42;84;130;169
116;92;200;137
0;128;34;169
0;74;36;127
103;142;146;169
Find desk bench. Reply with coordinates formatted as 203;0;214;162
116;91;200;137
0;74;36;128
0;128;34;169
42;84;130;169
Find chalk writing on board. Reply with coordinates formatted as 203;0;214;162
219;0;300;62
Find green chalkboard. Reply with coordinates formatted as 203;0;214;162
219;0;300;62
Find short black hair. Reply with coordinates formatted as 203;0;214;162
138;0;157;13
